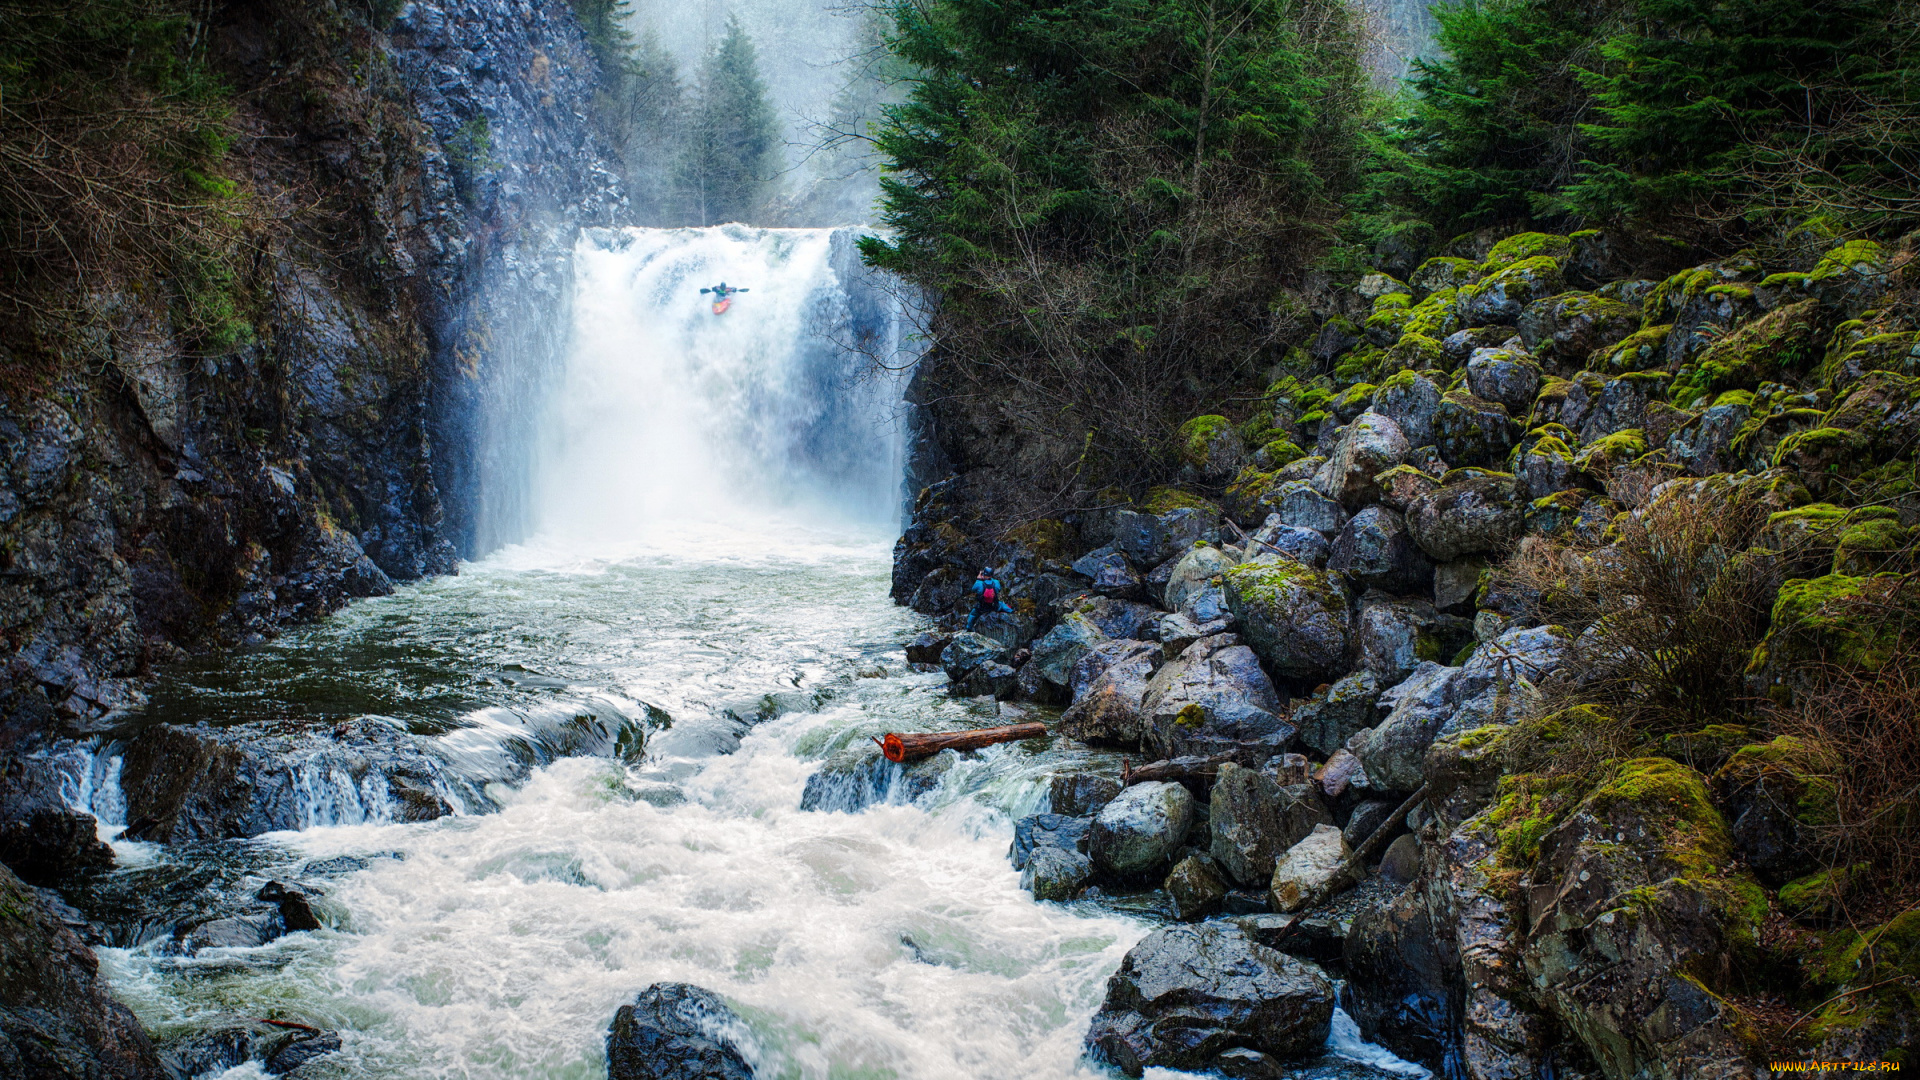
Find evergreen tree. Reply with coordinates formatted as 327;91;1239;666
1355;0;1920;241
861;0;1366;498
677;17;781;225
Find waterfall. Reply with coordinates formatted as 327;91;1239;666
534;225;918;542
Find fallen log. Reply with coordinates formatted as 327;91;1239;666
872;722;1048;763
1120;753;1235;787
1341;782;1429;878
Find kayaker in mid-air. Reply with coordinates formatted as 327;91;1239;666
699;282;749;314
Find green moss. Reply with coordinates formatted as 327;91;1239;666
1486;772;1585;867
1403;289;1462;340
1778;863;1869;921
1333;346;1389;384
1257;438;1306;471
1587;757;1730;877
1385;333;1445;373
1482;231;1573;270
1266;376;1333;413
1411;256;1476;291
1573;428;1649;473
1178;415;1235;468
1142;485;1219;515
1754;575;1900;673
1702;283;1753;302
1222;557;1343;611
1331;382;1377;417
1592;324;1673;373
1174;702;1208;727
1771;425;1871;472
1658;724;1751;770
1810;239;1888;282
1669;299;1823;407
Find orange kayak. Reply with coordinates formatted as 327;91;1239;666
712;297;731;315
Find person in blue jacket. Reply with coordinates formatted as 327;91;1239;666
967;566;1012;629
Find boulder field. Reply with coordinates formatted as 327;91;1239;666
886;230;1920;1076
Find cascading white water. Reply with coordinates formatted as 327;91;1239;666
75;225;1426;1080
538;225;913;540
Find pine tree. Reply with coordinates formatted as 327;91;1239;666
677;17;780;225
860;0;1365;495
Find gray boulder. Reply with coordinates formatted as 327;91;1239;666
1405;474;1523;561
1220;555;1351;684
1072;548;1147;600
1292;671;1383;757
1057;640;1162;747
1464;349;1542;416
1084;922;1335;1076
1349;661;1460;792
1350;624;1572;791
1328;507;1433;595
1164;855;1231;920
1268;824;1354;913
1028;613;1106;691
1089;781;1194;878
939;632;1006;682
1163;546;1233;616
1140;636;1291;760
1432;558;1487;616
1051;772;1122;817
1371;371;1443;448
1432;391;1517;468
1266;480;1348;535
1355;596;1440;686
1248;517;1331;568
1311;411;1409;508
1513;436;1580;502
1112;506;1219;567
1667;396;1751;477
1022;844;1093;901
1209;763;1334;887
1010;813;1092;870
955;662;1017;698
967;610;1034;653
606;983;754;1080
1152;612;1206;658
1073;596;1161;641
1517;291;1640;363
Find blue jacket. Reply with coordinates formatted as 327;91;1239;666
971;577;1004;603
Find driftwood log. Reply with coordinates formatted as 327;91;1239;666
1120;753;1235;787
873;722;1049;763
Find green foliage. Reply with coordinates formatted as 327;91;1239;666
677;17;780;225
1352;0;1920;241
860;0;1366;499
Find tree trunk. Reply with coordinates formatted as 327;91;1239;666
873;723;1049;762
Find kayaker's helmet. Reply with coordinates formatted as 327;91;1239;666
979;567;993;576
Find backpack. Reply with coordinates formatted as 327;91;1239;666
981;582;997;603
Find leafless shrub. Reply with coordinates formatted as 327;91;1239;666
1495;479;1783;736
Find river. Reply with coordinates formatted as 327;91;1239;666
57;227;1427;1080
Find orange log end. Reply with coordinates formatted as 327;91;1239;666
881;733;906;763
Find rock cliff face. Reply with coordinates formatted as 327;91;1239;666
0;0;623;740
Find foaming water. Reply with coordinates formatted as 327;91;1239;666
73;224;1428;1079
539;225;913;540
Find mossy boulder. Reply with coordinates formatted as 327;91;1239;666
1221;555;1350;683
1405;473;1524;561
1668;298;1823;408
1364;292;1415;347
1776;863;1867;923
1251;437;1306;472
1589;323;1673;374
1818;325;1920;390
1460;256;1566;327
1571;428;1649;476
1517;758;1767;1080
1481;232;1573;271
1804;909;1920;1062
1806;239;1892;314
1751;574;1901;677
1178;415;1249;483
1517;291;1640;364
1141;485;1220;517
1371;368;1444;447
1402;288;1464;341
1410;256;1476;297
1431;390;1517;468
1832;516;1909;576
1711;736;1837;886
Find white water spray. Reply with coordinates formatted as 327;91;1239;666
537;225;913;541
